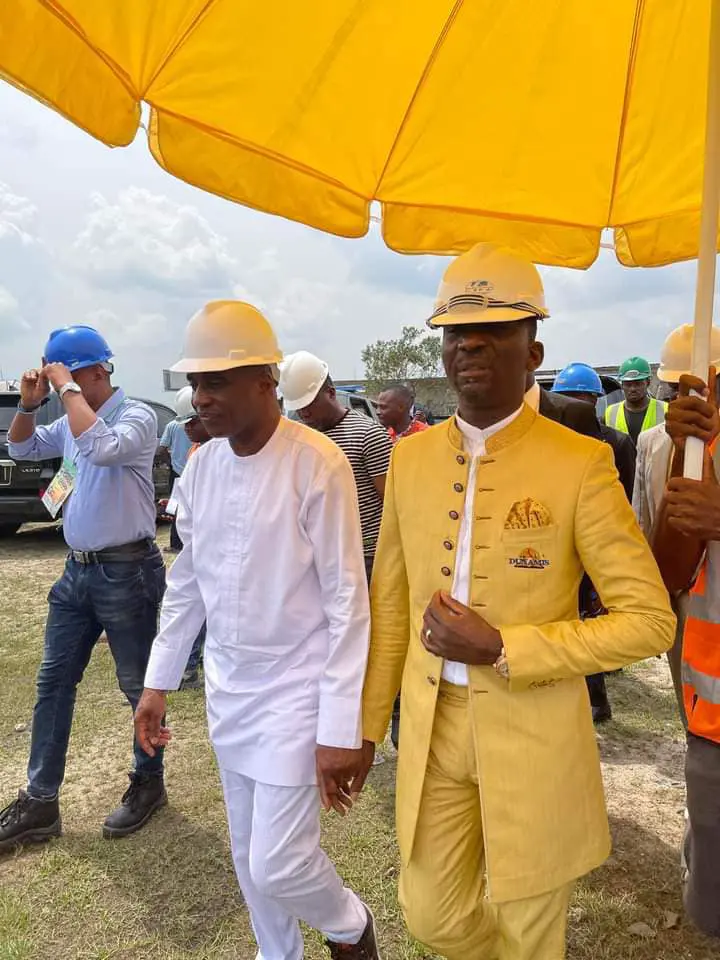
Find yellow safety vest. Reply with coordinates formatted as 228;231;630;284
604;397;666;435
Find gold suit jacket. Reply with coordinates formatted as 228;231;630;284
363;405;675;902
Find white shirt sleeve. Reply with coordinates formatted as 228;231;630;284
144;462;206;691
305;452;371;750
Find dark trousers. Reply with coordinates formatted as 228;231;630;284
684;733;720;937
26;548;166;799
169;469;183;551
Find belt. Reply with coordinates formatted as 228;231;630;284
68;538;155;564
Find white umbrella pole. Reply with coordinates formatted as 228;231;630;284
686;0;720;479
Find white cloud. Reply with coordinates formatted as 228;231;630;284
72;187;240;295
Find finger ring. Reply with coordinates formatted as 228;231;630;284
425;628;432;641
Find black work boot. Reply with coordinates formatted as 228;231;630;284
0;790;61;854
102;773;167;839
586;673;612;724
326;907;381;959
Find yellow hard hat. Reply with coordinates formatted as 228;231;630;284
171;300;283;374
657;323;720;382
427;242;549;328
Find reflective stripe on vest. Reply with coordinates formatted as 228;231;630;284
604;398;667;434
683;443;720;742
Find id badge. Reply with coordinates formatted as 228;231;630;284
42;457;77;518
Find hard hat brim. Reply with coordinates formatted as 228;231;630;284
657;360;720;383
170;354;283;374
427;304;549;329
619;372;651;382
282;382;324;412
552;385;602;396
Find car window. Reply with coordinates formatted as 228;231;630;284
141;400;175;439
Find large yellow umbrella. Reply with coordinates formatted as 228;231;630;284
2;0;720;474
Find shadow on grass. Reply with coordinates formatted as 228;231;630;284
569;813;718;959
36;803;245;954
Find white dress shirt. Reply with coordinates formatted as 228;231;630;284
442;407;523;685
144;417;370;787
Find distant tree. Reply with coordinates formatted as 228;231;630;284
361;326;443;391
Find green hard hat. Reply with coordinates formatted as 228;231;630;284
618;356;652;382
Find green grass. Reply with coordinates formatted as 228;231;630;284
0;524;718;958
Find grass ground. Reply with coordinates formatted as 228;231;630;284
1;524;719;959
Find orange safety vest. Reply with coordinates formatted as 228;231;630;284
682;441;720;742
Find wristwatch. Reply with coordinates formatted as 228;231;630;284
58;382;83;401
494;646;510;680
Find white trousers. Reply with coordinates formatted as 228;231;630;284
220;768;367;960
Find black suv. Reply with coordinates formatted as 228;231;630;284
0;389;175;537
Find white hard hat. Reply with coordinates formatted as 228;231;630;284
174;385;196;423
658;323;720;382
171;300;283;375
427;242;549;328
278;351;330;411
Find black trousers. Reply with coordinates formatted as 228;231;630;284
169;469;183;550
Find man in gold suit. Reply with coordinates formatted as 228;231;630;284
357;243;675;959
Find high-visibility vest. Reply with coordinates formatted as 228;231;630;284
682;440;720;742
604;397;666;434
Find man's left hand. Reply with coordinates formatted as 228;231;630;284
41;363;74;392
665;444;720;540
316;745;365;816
422;590;503;665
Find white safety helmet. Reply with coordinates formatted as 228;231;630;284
427;242;549;328
278;351;330;411
171;300;283;377
174;385;196;424
657;323;720;383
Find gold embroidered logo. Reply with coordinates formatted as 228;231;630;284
508;546;550;570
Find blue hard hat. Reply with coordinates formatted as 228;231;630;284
43;325;113;372
552;362;603;396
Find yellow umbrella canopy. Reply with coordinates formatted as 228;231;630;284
0;0;714;268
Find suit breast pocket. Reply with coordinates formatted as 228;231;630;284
502;526;559;623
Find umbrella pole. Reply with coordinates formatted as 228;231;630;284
686;0;720;479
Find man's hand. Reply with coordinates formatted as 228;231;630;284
316;745;367;816
665;444;720;540
41;363;74;393
666;369;719;454
134;689;171;757
20;368;50;409
422;590;503;665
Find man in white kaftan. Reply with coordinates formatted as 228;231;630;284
136;301;380;960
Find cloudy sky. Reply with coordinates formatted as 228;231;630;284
0;81;705;401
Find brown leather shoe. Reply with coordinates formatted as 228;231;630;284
326;907;381;959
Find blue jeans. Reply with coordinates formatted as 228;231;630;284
26;548;166;799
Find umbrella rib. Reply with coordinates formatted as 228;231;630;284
606;0;647;225
147;105;372;202
371;0;466;198
38;0;137;99
138;0;220;99
380;197;600;232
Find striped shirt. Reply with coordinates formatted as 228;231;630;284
322;410;392;557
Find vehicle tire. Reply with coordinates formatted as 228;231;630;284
0;523;21;537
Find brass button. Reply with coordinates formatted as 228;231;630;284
456;455;466;465
427;676;437;686
441;566;452;576
453;482;464;493
443;540;453;551
449;510;459;520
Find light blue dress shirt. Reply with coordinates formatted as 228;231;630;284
159;419;193;476
9;388;158;551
